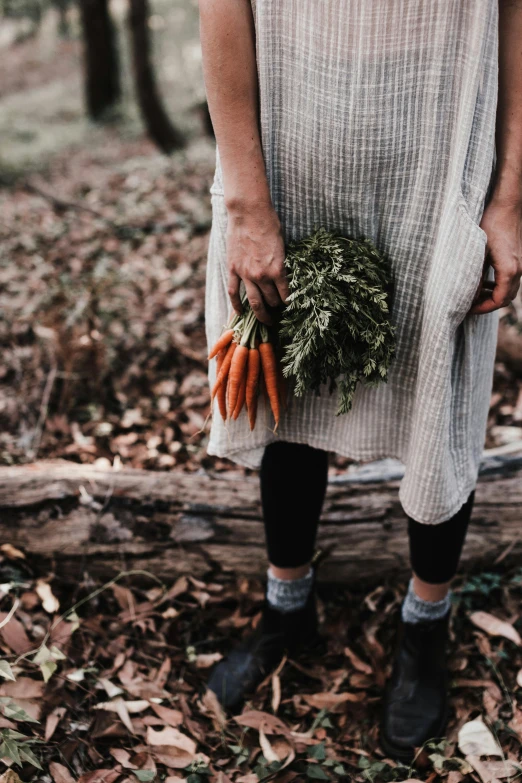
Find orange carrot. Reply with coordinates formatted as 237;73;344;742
208;329;234;360
259;341;280;428
276;356;288;410
211;340;236;400
246;348;260;430
232;373;247;419
215;348;228;421
260;366;268;403
223;372;233;413
217;380;228;421
248;389;259;430
227;344;249;413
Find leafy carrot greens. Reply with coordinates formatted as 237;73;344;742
278;227;397;415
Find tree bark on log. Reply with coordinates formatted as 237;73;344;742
128;0;184;153
1;453;521;585
79;0;121;120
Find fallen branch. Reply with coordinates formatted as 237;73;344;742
22;182;185;238
0;451;521;584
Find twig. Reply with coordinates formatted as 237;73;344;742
24;182;108;220
494;533;521;565
23;181;183;237
30;362;58;460
0;597;20;629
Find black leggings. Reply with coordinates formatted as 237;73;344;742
260;441;475;584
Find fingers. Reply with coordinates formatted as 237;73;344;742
491;266;515;309
274;271;290;305
258;279;285;308
468;268;519;315
243;278;273;325
227;272;243;316
229;271;287;323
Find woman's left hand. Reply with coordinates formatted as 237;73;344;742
469;196;522;314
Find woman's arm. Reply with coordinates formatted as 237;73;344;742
470;0;522;314
199;0;288;325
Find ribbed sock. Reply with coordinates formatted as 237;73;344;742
266;565;314;613
401;577;452;624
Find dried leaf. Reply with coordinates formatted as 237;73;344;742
302;691;365;710
508;708;522;741
194;652;222;668
49;761;76;783
0;545;25;560
94;699;150;715
458;717;503;758
201;687;227;730
271;673;281;714
78;770;121;783
96;697;134;734
109;748;136;769
469;612;521;646
0;772;24;783
466;756;520;783
259;722;279;763
149;704;183;727
0;610;31;654
344;646;373;675
0;676;45;700
98;678;124;699
146;726;196;755
0;661;16;682
45;706;66;741
35;580;60;613
235;710;291;736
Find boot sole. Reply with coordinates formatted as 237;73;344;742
378;700;450;763
207;632;325;713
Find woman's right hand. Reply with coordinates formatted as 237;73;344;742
225;200;289;325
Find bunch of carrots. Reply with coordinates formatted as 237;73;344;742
208;303;286;431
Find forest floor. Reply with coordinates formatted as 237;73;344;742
1;10;522;783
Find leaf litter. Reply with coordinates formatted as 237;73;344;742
0;105;521;783
0;552;520;781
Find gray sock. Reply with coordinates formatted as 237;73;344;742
266;565;314;613
401;577;452;624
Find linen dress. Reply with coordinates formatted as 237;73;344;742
204;0;500;525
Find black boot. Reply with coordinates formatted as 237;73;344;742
380;610;451;761
207;585;321;711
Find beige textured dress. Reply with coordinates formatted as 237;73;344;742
204;0;500;524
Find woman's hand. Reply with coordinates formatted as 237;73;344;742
469;196;522;314
226;200;289;325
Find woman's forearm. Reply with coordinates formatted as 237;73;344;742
492;0;522;204
198;0;288;323
199;0;271;213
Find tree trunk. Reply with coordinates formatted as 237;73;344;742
79;0;121;120
0;453;521;585
128;0;184;153
54;0;71;38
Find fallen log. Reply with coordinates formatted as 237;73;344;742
0;452;521;584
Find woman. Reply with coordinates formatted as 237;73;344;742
199;0;522;760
